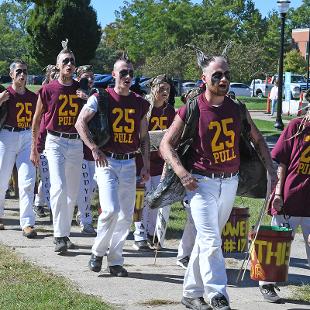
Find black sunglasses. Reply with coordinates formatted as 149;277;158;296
212;71;231;81
119;69;134;78
62;57;75;66
16;69;28;75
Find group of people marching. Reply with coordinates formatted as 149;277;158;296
0;39;309;310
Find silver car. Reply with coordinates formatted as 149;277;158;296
229;83;252;97
181;82;196;95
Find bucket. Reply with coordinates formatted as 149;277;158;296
133;181;145;222
222;207;250;253
249;225;293;282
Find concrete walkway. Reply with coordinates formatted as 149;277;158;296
0;199;309;310
249;110;290;125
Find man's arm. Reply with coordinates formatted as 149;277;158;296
75;105;108;167
139;114;150;183
159;115;198;191
30;95;44;167
245;109;278;190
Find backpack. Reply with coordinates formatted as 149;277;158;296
88;89;111;148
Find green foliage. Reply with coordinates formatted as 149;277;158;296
288;0;310;29
26;0;101;67
284;49;308;74
0;0;37;75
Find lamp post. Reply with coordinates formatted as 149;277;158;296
274;0;290;130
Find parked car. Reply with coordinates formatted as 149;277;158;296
0;75;12;84
181;81;196;95
228;83;251;97
93;74;114;88
195;80;203;87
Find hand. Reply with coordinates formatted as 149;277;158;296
0;90;9;105
76;89;89;101
91;146;108;167
272;194;283;212
140;166;150;184
179;172;198;191
30;148;40;167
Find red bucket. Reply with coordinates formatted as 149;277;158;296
222;207;250;253
249;225;293;282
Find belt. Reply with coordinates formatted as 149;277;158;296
3;125;30;132
104;151;136;160
191;169;239;179
48;130;80;139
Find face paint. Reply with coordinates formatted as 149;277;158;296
211;71;230;85
62;57;75;66
119;69;134;78
16;69;28;76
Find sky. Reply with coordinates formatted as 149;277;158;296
90;0;303;28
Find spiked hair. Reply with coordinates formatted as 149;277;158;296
56;38;74;63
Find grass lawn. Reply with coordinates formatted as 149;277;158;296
0;245;112;310
174;95;266;111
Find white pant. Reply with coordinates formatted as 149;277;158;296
259;215;310;286
177;206;196;260
34;151;51;209
92;157;136;266
0;129;36;229
77;160;96;226
45;133;83;237
134;175;160;241
183;174;239;301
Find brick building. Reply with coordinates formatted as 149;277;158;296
292;28;310;60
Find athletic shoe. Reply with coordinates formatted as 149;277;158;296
177;256;190;269
54;237;67;253
81;223;96;236
132;240;152;251
33;205;46;218
64;236;75;249
0;218;4;230
259;284;281;303
88;253;103;272
210;293;231;310
109;265;128;277
22;226;37;239
181;296;211;310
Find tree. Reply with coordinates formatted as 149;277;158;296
26;0;101;67
284;49;307;74
0;0;41;75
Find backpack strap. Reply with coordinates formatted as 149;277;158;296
96;88;109;114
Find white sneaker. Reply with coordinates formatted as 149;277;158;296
81;224;96;235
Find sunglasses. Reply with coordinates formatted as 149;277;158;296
212;71;231;81
62;57;75;66
16;69;28;75
119;69;134;78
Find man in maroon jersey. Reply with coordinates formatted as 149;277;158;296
75;54;150;277
133;74;176;251
160;53;277;310
0;60;38;237
30;41;84;253
258;114;310;303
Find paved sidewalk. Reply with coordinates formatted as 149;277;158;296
0;199;309;310
249;110;290;125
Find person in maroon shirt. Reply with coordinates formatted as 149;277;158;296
258;115;310;303
30;40;84;254
0;60;38;237
160;52;276;310
133;74;175;251
75;65;97;235
75;54;150;277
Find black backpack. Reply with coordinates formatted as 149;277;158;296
88;89;111;148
